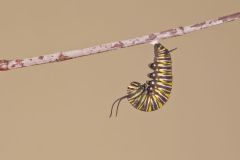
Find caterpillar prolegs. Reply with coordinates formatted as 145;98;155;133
109;43;177;117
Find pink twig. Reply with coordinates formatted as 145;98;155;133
1;12;239;71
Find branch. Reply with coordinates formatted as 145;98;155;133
1;12;239;71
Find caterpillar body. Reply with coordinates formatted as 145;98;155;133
110;43;176;117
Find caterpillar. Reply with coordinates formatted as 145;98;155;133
109;43;177;117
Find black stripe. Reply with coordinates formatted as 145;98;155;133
156;79;173;84
158;76;173;80
131;82;140;87
157;84;172;92
156;66;172;70
155;95;164;106
153;90;168;104
149;63;172;70
155;58;172;61
135;93;146;110
151;96;159;111
148;72;173;79
141;96;149;111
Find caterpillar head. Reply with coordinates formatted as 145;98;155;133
109;81;146;118
127;81;146;97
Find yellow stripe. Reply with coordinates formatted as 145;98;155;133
137;94;147;110
128;91;142;100
152;96;159;109
144;96;150;112
147;97;154;112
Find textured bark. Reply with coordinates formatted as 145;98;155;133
1;12;239;71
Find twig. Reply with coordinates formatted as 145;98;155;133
0;12;239;71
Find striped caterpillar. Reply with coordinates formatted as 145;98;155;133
109;43;177;117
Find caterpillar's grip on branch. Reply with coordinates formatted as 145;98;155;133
110;43;176;117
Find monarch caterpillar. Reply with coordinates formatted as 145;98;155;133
109;43;177;117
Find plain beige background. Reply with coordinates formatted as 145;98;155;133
0;0;240;159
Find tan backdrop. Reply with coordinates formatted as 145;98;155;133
0;0;240;159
